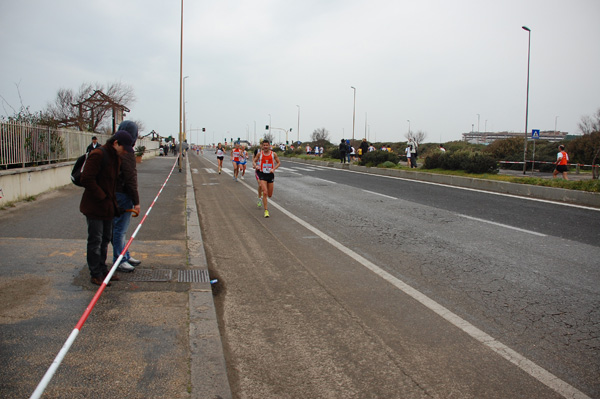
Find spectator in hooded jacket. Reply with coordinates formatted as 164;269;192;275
112;121;142;273
80;131;133;286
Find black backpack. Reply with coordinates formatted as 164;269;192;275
71;147;107;187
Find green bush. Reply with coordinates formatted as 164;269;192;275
379;161;396;168
423;150;498;174
360;150;398;166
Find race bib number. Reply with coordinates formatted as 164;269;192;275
262;163;273;173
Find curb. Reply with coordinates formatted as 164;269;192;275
185;157;232;398
289;158;600;208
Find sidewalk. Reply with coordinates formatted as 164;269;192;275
0;155;230;398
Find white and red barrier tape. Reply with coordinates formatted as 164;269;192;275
499;160;599;167
30;156;180;399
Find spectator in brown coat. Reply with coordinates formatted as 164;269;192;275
80;131;133;286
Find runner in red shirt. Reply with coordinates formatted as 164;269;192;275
553;145;569;180
231;142;242;182
253;140;281;218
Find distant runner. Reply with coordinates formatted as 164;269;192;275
553;144;569;180
253;140;281;218
215;143;225;174
239;144;248;179
231;142;242;182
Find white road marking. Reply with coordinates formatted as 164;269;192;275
203;168;216;174
458;214;547;237
362;189;397;200
312;177;337;184
292;167;318;171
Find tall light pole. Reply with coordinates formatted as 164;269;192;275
477;113;480;133
296;105;300;143
522;25;531;174
407;120;410;136
178;0;184;172
183;75;189;142
555;115;559;134
268;114;271;142
351;86;356;140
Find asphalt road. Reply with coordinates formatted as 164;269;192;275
191;152;599;399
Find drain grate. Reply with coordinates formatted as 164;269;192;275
178;269;210;283
118;269;173;282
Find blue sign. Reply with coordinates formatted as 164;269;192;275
532;129;540;139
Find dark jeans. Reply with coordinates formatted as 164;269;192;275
410;155;418;168
340;153;347;163
86;217;113;278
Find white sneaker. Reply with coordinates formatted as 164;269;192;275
117;261;135;273
128;257;141;266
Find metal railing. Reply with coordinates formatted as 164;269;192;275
0;121;155;169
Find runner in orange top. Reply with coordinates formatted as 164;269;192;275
253;140;281;218
553;145;569;180
231;142;242;182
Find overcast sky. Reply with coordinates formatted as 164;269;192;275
1;0;599;145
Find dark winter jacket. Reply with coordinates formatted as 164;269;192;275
79;144;121;220
116;152;139;205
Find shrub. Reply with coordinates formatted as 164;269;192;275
423;150;498;174
360;150;399;166
379;161;396;168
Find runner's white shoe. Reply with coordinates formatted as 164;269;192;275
257;198;263;208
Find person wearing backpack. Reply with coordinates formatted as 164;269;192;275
80;131;133;286
339;139;347;163
112;121;142;273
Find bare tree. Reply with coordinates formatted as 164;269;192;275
263;131;275;144
0;81;44;124
405;130;427;145
43;82;135;132
578;108;600;135
579;108;600;179
311;127;330;142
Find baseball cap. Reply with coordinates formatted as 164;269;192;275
114;131;134;153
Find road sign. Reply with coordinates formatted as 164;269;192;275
532;129;540;139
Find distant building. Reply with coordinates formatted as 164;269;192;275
462;130;568;144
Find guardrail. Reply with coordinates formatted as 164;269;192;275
500;160;599;174
1;121;158;169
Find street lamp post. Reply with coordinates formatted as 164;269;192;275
351;86;356;140
183;76;189;142
407;120;410;138
296;105;300;143
555;116;559;134
178;0;184;172
477;113;480;133
522;25;531;174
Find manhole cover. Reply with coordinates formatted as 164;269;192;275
117;269;173;282
178;269;210;283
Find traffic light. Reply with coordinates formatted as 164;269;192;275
265;125;269;130
202;128;205;132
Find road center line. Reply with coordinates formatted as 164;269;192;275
232;171;588;399
458;214;547;237
362;189;397;200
